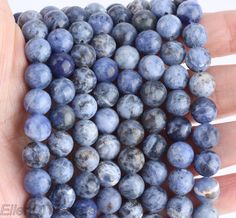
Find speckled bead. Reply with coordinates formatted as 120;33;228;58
65;6;87;23
174;0;187;6
85;3;106;17
40;6;59;17
143;214;163;218
108;4;132;24
150;0;175;18
74;146;100;172
127;0;150;14
52;210;75;218
14;12;22;23
141;186;168;213
193;204;219;218
101;215;119;218
119;200;143;218
118;147;145;173
72;199;97;218
18;10;42;28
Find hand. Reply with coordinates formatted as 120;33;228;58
0;0;236;217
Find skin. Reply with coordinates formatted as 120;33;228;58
0;0;236;216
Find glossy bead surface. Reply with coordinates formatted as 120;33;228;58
193;204;219;218
18;10;42;27
40;6;59;17
85;3;106;17
119;200;143;218
108;4;132;24
72;199;97;218
65;6;87;23
150;0;175;18
127;0;150;14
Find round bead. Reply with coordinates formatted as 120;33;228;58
14;12;22;23
119;200;143;218
18;10;42;27
193;204;219;218
72;199;97;218
143;214;163;218
65;6;87;23
85;3;106;17
127;0;150;14
108;5;132;25
150;0;175;18
101;215;119;218
40;6;59;17
52;210;74;218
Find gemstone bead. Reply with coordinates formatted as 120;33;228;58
65;6;87;23
108;4;132;24
85;3;106;17
72;199;97;218
150;0;175;18
193;204;219;218
119;200;144;218
52;210;74;218
18;10;42;27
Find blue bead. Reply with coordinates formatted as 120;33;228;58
160;41;185;66
75;146;100;172
48;52;75;78
88;12;113;34
52;210;74;218
135;30;162;54
193;204;219;218
191;97;217;123
18;10;42;28
48;158;74;184
117;70;143;94
48;131;73;157
25;63;52;89
95;108;119;134
167;196;193;218
174;0;187;6
194;151;221;177
65;6;87;23
127;0;150;14
50;78;75;104
143;214;163;218
85;3;106;17
163;65;189;89
166;90;191;116
167;142;194;168
193;124;219;150
142;160;167;186
49;184;76;210
93;57;118;82
72;94;97;119
25;38;51;63
40;6;59;17
186;47;211;72
108;5;132;25
107;4;123;11
141;186;168;213
74;172;100;198
24;114;52;141
72;199;97;218
138;55;165;81
14;12;22;23
73;120;98;146
177;0;202;24
119;200;143;218
150;0;175;18
96;188;122;214
101;215;118;218
24;169;51;196
168;169;194;195
22;142;50;168
24;89;51;114
119;174;144;200
47;28;73;53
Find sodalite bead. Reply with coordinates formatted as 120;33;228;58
24;89;51;114
140;81;167;107
25;63;52;89
163;65;189;90
72;94;97;119
177;0;203;24
24;114;52;142
189;72;216;97
191;97;217;123
72;67;97;94
47;28;73;53
26;197;53;218
166;90;191;116
91;33;116;58
135;30;162;54
101;215;118;218
193;124;220;150
142;108;166;133
194;151;221;177
138;55;165;81
150;0;175;18
88;12;114;34
69;21;94;44
50;105;75;131
143;134;167;160
96;161;121;187
48;131;73;157
95;134;120;160
48;53;75;78
52;210;75;218
112;22;137;46
117;120;144;147
132;10;157;32
48;158;74;184
194;177;220;203
74;146;100;172
114;45;140;70
141;186;168;213
108;4;132;24
93;57;119;82
174;0;187;6
167;142;194;168
25;38;51;63
107;4;123;11
73;120;98;146
49;184;76;210
74;172;100;198
143;214;163;218
193;204;219;218
160;41;185;66
119;174;145;199
119;200;143;218
85;3;106;17
141;160;167;186
167;196;193;218
117;70;143;94
93;82;119;107
24;169;51;196
167;116;192;141
168;169;194;195
127;0;150;14
50;78;75;104
40;6;59;17
95;108;119;134
65;6;87;23
71;44;96;68
14;12;22;23
18;10;42;28
22;19;48;41
22;142;50;168
72;199;97;218
118;147;145;173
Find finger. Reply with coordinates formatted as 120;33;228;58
202;11;236;57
